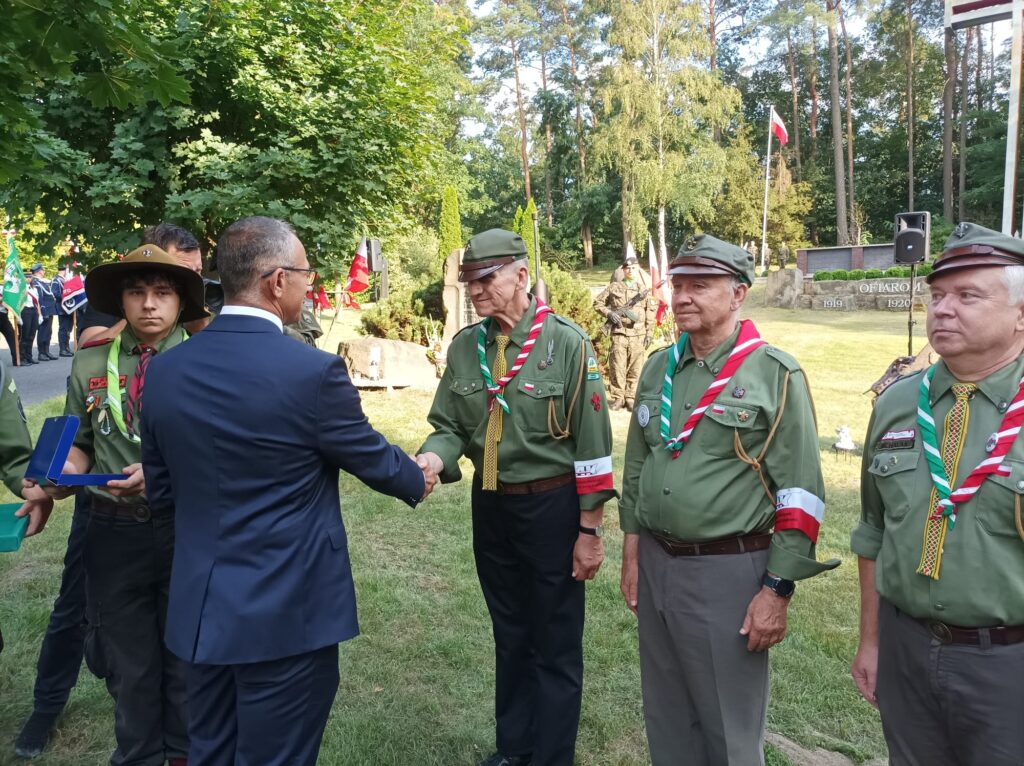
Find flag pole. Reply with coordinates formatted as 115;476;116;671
760;107;774;275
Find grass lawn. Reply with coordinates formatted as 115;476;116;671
0;300;924;765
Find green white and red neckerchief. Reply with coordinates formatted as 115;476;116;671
106;328;186;443
917;364;1024;527
477;299;552;413
661;319;766;458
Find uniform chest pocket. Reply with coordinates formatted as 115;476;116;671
513;378;565;433
635;397;664;449
866;449;920;522
698;402;766;457
976;458;1024;539
450;377;485;398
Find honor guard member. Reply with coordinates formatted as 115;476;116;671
593;253;658;411
0;366;55;654
851;223;1024;765
619;234;838;765
33;245;207;766
418;229;617;766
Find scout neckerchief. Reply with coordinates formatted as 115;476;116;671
106;327;187;443
917;364;1024;536
661;319;766;458
477;298;552;414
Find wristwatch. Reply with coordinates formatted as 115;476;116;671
762;572;795;599
578;524;604;538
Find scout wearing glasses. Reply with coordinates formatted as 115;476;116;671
619;234;837;765
50;245;205;766
418;229;616;766
852;223;1024;764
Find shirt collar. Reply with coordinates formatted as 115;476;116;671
119;323;184;354
931;352;1024;408
678;322;741;373
485;295;538;348
220;305;284;332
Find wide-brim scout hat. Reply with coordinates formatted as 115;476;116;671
668;234;755;286
85;245;208;322
459;228;529;282
622;254;638;266
927;222;1024;283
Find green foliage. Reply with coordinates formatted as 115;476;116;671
863;269;884;279
358;292;440;346
884;267;911;277
543;261;607;359
438;186;463;264
930;216;955;258
917;263;933;277
812;271;833;281
847;269;865;280
520;197;539;274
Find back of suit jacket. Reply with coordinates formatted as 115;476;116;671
141;313;424;665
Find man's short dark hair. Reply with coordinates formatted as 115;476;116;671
119;272;185;316
216;217;297;298
142;223;201;253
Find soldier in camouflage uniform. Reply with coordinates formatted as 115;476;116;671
418;229;616;766
593;253;658;411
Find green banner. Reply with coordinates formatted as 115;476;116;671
2;234;27;314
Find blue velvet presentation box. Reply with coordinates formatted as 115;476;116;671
0;503;28;552
24;415;126;487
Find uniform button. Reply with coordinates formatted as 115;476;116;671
537;389;543;394
880;466;889;474
935;603;945;611
684;403;693;410
663;487;671;495
1016;480;1024;491
889;456;898;465
696;360;705;368
462;387;468;392
999;401;1009;412
712;367;720;374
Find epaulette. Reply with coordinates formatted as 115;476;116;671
876;368;926;403
551;313;590;341
452;322;482;342
764;345;802;373
79;337;114;350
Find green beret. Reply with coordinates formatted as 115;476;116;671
459;228;528;282
928;222;1024;283
668;233;755;286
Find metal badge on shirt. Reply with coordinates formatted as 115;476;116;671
636;404;650;427
876;428;916;450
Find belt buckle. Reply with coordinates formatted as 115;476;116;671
928;620;953;644
132;506;151;523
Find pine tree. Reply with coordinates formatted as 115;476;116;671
438;185;462;264
519;197;538;275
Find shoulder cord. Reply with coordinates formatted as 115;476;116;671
733;371;791;504
548;338;587;441
1016;495;1024;543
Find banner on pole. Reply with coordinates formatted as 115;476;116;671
2;230;28;315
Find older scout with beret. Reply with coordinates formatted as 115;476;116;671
619;234;838;765
851;223;1024;765
418;229;616;766
31;245;206;766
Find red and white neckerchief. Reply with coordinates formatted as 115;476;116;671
919;366;1024;526
477;299;552;413
661;319;766;458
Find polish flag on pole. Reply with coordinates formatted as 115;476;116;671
647;236;670;326
770;109;789;146
343;238;370;309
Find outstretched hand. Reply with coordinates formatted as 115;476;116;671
415;452;443;501
15;483;54;537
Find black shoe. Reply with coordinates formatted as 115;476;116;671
59;349;73;357
20;356;36;365
38;352;55;361
14;711;57;758
477;754;531;766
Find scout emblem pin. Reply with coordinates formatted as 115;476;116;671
731;386;745;399
986;432;999;453
538;340;555;370
98;408;112;436
85;394;98;413
738;410;750;422
636;404;650;427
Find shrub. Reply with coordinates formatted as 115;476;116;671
863;269;884;279
884;267;910;278
813;270;834;281
917;263;933;277
848;269;865;280
543;262;608;359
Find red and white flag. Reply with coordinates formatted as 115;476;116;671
770;109;789;146
343;238;370;308
647;237;670;326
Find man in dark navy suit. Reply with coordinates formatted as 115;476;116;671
141;216;435;766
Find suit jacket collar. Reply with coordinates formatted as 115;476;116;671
204;313;285;335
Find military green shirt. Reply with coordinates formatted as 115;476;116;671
420;297;617;511
65;324;187;504
593;279;658;337
620;323;836;581
852;354;1024;626
0;368;31;497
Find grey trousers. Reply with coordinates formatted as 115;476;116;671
637;529;769;766
877;599;1024;766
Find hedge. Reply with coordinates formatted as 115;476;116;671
812;264;931;281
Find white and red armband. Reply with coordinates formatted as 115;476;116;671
574;456;614;494
774;487;825;542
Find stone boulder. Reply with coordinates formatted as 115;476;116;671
765;268;804;308
337;337;438;390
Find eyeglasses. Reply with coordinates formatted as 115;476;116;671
260;266;318;286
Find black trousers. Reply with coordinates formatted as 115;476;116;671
57;312;74;352
84;506;188;766
19;308;37;361
186;644;340;766
471;478;585;766
37;313;53;354
29;493;90;715
0;310;16;364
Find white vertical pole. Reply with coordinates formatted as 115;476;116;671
761;107;774;273
1004;0;1023;234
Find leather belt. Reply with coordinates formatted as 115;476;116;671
649;530;772;557
913;617;1024;646
496;472;574;495
89;495;167;523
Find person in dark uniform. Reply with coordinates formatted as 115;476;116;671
31;264;58;361
418;229;616;766
51;264;75;357
0;303;16;366
18;272;39;365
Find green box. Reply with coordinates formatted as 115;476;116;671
0;502;28;553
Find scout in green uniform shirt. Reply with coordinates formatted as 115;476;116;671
0;367;52;536
619;234;837;766
851;222;1024;765
418;229;615;766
